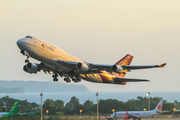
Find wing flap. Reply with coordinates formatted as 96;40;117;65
56;60;78;69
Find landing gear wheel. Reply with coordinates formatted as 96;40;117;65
72;78;75;81
53;78;58;82
52;74;58;78
67;78;71;83
52;72;58;82
64;78;71;83
73;77;81;83
25;59;29;63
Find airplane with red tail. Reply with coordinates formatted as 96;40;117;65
16;36;166;84
110;99;165;120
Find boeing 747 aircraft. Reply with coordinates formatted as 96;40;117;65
110;99;164;120
16;36;166;84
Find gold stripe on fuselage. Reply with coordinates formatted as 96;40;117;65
101;71;113;81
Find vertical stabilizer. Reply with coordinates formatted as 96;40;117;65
115;54;133;65
9;102;19;113
0;102;20;119
153;99;164;113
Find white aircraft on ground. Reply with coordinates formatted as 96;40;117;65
16;36;166;84
110;99;165;120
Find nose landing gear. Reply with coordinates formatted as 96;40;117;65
21;50;30;63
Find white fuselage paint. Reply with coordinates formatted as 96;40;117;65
111;110;160;119
17;36;104;83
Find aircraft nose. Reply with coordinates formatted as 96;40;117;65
16;38;25;50
110;114;114;118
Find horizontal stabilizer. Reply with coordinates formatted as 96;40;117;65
113;78;149;83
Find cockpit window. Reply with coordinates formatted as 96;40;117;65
26;36;32;39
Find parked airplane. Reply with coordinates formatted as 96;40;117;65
0;102;36;119
0;102;19;119
16;36;166;84
110;99;164;120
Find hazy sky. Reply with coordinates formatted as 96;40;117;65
0;0;180;92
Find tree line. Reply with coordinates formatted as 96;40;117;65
0;95;180;116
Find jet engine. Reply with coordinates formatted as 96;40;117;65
123;115;129;119
23;63;38;73
76;62;89;73
112;65;124;73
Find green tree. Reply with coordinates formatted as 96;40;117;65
83;100;94;114
0;99;5;112
99;99;126;114
54;100;64;111
43;99;58;115
64;96;81;115
70;96;80;107
55;111;64;116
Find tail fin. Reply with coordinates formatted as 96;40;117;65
114;54;133;78
153;99;164;112
9;102;19;113
115;54;133;65
0;102;20;119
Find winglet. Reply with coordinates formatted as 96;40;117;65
159;63;166;68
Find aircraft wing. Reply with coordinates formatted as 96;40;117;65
56;60;166;74
89;63;166;73
57;60;78;69
123;111;140;119
121;63;166;70
127;114;140;119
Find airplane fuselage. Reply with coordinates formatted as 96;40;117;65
17;36;123;84
111;110;159;119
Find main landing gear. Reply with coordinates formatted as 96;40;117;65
52;73;58;82
64;78;71;83
72;78;81;83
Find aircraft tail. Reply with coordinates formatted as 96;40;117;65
0;102;20;119
115;54;133;65
9;102;19;113
114;54;133;78
153;99;164;113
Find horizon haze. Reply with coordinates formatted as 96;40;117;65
0;0;180;92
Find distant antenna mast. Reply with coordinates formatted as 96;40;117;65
40;92;43;120
147;92;150;111
96;92;99;119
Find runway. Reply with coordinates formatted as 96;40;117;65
114;119;180;120
138;118;179;120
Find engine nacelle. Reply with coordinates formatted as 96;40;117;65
112;65;124;73
123;115;129;119
23;63;38;73
76;62;89;73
